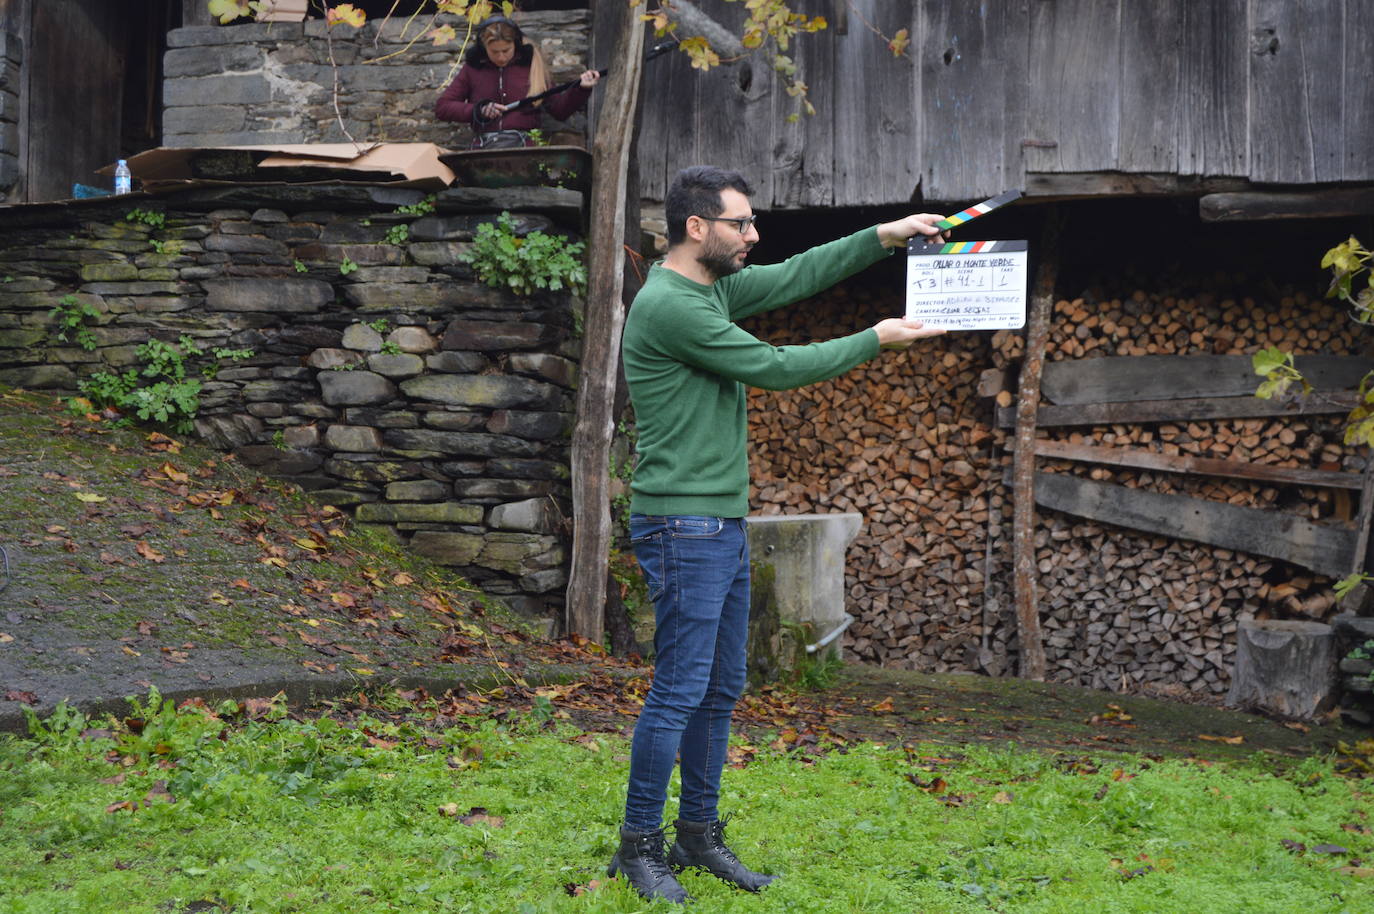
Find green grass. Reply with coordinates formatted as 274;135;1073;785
2;693;1371;913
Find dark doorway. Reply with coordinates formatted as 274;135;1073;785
22;0;176;202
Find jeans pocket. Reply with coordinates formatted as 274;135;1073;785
668;516;725;538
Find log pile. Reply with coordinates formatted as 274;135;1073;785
743;275;1368;696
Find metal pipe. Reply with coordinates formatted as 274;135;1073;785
805;612;854;654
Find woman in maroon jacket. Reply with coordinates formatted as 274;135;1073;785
435;16;600;148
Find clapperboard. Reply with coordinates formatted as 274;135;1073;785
906;190;1028;330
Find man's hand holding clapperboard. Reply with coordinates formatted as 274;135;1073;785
906;190;1028;331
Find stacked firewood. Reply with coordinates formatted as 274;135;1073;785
743;277;1366;695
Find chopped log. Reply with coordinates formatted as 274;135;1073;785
1226;620;1337;720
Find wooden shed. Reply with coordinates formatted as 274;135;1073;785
611;0;1374;214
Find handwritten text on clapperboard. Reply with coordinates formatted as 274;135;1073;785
905;240;1028;330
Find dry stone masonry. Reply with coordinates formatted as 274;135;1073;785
161;11;590;149
0;183;583;622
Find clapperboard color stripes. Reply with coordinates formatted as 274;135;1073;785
933;188;1024;232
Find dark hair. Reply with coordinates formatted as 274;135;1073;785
464;16;534;68
665;166;753;247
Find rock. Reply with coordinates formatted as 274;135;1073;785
385;479;449;502
317;370;397;406
407;241;472;267
519;567;568;594
425;351;488;373
487;410;567;440
488;497;559;533
343;281;514;313
195;413;264;449
79;262;138;282
342;407;418;428
355;501;482;524
309;488;378;507
400;374;561;409
366;352;425;378
283;425;321;448
508;352;577;388
233;444;323;475
306;348;365;370
409;531;484;565
420;410;485;431
322;458;417;483
441;319;560;351
476;533;562;574
341;323;384;352
204;278;332;313
382;428;542;458
323;424;383;452
388;326;437;353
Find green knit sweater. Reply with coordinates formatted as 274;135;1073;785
621;226;891;518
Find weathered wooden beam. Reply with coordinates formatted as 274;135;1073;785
566;6;645;641
1010;211;1061;681
1200;187;1374;222
1033;472;1358;580
996;390;1361;428
1039;354;1372;406
1024;171;1250;200
1033;438;1364;490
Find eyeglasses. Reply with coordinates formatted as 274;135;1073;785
696;214;757;234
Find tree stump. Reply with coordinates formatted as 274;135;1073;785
1226;620;1336;720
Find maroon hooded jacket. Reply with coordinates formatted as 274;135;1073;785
435;62;591;133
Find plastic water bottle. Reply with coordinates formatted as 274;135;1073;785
114;159;131;195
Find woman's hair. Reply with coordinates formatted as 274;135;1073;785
462;15;548;96
665;166;754;247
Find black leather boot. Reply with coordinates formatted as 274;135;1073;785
607;825;692;904
669;817;777;892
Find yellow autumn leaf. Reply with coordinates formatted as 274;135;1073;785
351;667;375;676
75;492;106;503
429;24;457;46
0;633;14;644
207;0;252;24
208;592;232;605
260;556;288;568
161;462;189;483
1197;734;1244;745
294;537;324;551
392;572;415;585
327;3;366;28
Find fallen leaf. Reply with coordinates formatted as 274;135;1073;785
122;646;141;657
1197;734;1244;744
1281;839;1306;854
392;572;415;585
1336;866;1374;878
458;807;504;828
992;791;1014;804
135;541;166;563
0;633;13;644
160;462;189;484
1311;844;1350;855
208;592;231;605
870;696;895;713
4;689;38;703
75;492;106;503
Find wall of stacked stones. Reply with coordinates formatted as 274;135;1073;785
0;183;583;621
162;11;591;149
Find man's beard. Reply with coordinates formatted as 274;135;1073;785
696;230;747;279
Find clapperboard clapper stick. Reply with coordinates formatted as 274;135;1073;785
933;188;1025;233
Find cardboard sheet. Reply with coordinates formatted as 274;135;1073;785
101;143;456;190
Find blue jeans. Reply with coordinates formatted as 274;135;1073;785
623;514;750;832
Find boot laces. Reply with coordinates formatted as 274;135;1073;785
635;828;674;880
708;818;742;867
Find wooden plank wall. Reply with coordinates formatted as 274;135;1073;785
621;0;1374;208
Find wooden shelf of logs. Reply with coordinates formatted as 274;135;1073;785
743;279;1372;696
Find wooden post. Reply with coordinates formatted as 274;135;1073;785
565;6;645;640
1009;210;1062;680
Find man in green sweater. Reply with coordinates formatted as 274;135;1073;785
609;165;947;903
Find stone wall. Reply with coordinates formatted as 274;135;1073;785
0;183;583;622
162;11;591;149
0;27;19;200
